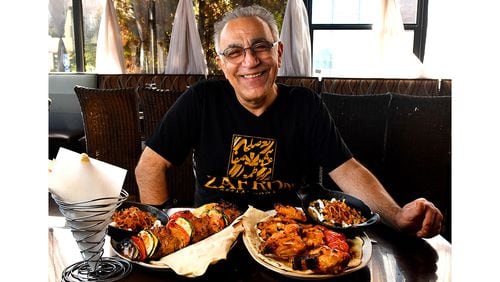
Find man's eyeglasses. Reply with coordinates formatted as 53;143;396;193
218;41;279;64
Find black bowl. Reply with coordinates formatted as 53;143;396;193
296;184;380;233
107;201;169;241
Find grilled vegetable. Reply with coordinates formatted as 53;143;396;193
138;230;158;257
116;201;242;262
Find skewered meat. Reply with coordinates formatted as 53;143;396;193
256;216;301;241
256;204;355;275
261;231;307;259
116;201;241;262
302;225;326;248
292;246;350;274
274;203;307;222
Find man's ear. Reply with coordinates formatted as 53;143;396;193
277;41;284;68
216;55;224;70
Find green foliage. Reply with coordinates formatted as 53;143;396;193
112;0;287;74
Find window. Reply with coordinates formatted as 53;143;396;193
48;0;286;74
307;0;427;77
48;0;101;72
48;0;426;75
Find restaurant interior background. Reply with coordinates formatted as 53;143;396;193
1;0;499;281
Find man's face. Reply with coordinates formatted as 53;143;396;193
216;16;283;114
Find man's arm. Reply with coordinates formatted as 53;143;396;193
135;146;172;205
329;158;443;238
329;158;401;229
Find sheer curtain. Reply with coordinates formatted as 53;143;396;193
329;0;425;78
278;0;312;77
369;0;425;78
96;0;126;74
164;0;207;75
48;0;68;72
131;0;150;72
422;0;453;78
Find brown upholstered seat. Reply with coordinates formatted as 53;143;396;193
320;93;392;190
276;76;320;92
439;79;452;96
384;93;451;240
320;78;440;96
74;86;142;200
136;86;195;206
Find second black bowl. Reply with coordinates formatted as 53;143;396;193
296;183;380;233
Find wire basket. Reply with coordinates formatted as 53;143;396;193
51;189;132;282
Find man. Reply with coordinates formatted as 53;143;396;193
136;5;442;238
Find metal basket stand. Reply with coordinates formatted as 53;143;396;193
51;189;132;282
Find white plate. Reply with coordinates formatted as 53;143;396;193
242;210;372;280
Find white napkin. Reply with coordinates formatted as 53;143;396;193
48;148;126;203
48;148;127;270
149;209;250;277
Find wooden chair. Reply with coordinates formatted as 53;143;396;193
74;86;142;200
97;74;205;92
136;86;195;206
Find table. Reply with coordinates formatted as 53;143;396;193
48;212;451;282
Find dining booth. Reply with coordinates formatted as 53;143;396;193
49;73;451;281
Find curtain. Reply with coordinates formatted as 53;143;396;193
370;0;425;78
132;0;151;72
329;0;424;78
96;0;126;74
278;0;312;77
48;0;68;71
422;0;453;78
164;0;207;75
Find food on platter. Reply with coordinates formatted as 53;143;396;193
115;201;242;262
111;206;160;232
308;198;367;228
256;204;363;275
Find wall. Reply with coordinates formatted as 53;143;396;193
48;73;97;158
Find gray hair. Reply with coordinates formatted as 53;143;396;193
213;5;280;54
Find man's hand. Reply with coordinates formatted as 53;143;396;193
396;198;443;238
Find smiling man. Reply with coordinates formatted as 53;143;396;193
136;5;443;239
214;10;282;116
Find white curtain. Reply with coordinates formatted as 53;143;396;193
422;0;453;78
164;0;207;75
329;0;425;78
96;0;126;74
278;0;312;76
369;0;425;78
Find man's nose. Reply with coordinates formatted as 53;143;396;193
241;48;260;66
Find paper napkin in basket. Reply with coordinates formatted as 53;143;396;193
48;148;127;270
149;209;251;277
49;147;126;203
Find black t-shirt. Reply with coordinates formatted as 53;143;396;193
146;79;352;210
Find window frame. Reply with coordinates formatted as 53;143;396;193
304;0;429;64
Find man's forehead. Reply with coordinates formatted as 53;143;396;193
220;17;272;44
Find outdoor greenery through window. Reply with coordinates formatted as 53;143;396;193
49;0;286;74
48;0;425;76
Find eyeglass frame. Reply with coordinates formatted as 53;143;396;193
218;40;280;63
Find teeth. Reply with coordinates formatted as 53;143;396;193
243;72;262;78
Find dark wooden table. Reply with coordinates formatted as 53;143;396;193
49;202;451;282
